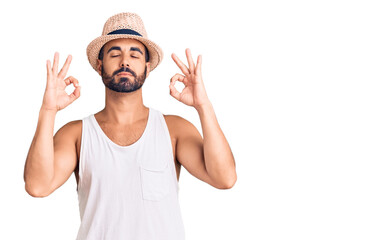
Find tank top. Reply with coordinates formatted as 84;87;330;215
76;107;186;240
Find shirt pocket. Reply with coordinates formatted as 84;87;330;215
139;161;170;201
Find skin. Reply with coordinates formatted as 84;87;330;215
23;38;237;197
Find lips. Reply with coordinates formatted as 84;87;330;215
117;72;132;77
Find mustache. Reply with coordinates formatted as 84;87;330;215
113;67;137;78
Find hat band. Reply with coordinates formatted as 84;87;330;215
107;29;143;37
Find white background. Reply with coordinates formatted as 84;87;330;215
1;0;390;239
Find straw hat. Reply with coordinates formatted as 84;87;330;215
86;12;163;73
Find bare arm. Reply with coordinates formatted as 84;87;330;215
169;49;237;189
24;52;81;197
24;108;56;197
196;102;236;188
167;114;236;189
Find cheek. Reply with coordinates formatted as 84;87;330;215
102;60;118;74
134;60;147;70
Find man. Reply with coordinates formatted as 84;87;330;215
24;12;236;239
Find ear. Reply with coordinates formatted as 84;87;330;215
97;59;102;76
145;62;151;78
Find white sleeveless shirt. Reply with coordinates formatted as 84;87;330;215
76;107;186;240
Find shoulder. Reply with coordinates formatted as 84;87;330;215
163;114;195;130
54;119;82;144
163;114;201;140
59;119;82;133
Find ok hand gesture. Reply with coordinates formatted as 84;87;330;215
42;52;81;112
170;49;210;111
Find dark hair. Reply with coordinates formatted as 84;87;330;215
98;42;150;62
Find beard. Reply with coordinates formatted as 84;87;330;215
101;65;147;93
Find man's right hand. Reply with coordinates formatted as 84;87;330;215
42;52;81;112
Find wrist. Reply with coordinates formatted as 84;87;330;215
40;106;58;115
195;100;213;114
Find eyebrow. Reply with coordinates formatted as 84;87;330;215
107;46;144;55
130;47;144;55
107;46;121;54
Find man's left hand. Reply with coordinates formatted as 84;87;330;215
170;48;210;111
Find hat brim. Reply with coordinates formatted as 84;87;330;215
87;34;163;73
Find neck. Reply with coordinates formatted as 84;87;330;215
99;87;148;125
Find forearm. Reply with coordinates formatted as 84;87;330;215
196;101;237;188
24;107;56;196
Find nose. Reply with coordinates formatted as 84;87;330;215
121;62;130;67
120;55;130;68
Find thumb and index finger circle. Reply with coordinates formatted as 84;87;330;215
66;76;81;102
64;76;79;87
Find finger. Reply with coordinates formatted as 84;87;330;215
170;73;188;85
171;53;190;75
53;52;59;75
46;60;52;80
185;48;195;73
64;76;79;87
68;79;81;102
58;55;72;79
169;83;181;101
170;74;178;88
195;55;202;76
69;84;81;102
64;76;71;86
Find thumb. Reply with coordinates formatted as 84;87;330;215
68;78;81;103
69;85;81;102
169;83;181;101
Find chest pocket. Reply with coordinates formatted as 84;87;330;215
139;158;171;201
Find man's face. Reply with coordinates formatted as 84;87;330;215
97;38;150;93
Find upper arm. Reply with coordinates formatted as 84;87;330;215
46;120;81;196
165;115;223;189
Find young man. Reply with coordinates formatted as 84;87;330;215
24;12;236;239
